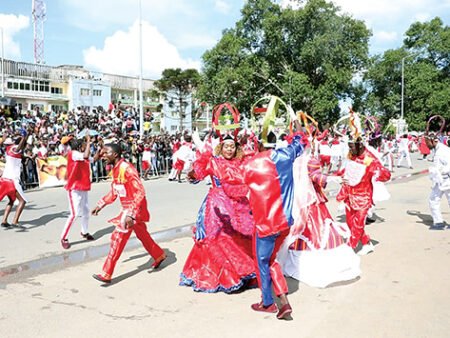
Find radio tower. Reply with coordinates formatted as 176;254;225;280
32;0;46;64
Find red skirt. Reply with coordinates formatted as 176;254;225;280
173;159;185;171
142;160;150;171
0;178;17;202
180;231;256;293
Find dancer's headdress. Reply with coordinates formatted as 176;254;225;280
425;115;445;140
250;95;292;148
211;102;241;141
333;108;375;143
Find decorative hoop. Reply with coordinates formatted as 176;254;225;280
250;95;291;145
333;108;375;139
211;102;241;140
426;115;446;135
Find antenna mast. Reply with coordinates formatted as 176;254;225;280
32;0;46;64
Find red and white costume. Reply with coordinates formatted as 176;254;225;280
336;149;391;248
141;146;151;171
61;150;91;241
96;159;164;278
278;154;360;287
2;145;27;201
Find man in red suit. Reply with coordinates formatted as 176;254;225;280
227;115;305;320
91;143;166;283
337;136;391;255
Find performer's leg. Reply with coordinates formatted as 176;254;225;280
1;199;13;224
406;153;412;168
102;229;132;278
133;221;165;260
79;191;90;235
346;206;369;248
270;230;289;300
348;208;370;247
429;185;444;224
11;192;26;225
61;190;79;240
255;233;276;306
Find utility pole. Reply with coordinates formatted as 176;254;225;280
1;27;4;98
138;0;144;137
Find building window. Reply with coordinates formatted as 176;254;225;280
93;89;102;96
80;88;90;96
7;82;12;89
25;83;30;90
51;87;63;94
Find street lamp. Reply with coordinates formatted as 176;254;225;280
1;27;4;98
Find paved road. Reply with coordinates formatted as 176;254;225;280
0;155;448;337
0;151;431;268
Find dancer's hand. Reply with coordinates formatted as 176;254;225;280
125;216;134;229
91;207;101;216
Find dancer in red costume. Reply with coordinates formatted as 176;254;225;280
91;143;166;283
180;134;256;293
336;136;391;255
228;114;305;320
1;131;28;228
278;152;361;287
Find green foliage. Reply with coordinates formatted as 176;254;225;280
197;0;371;124
364;17;449;131
154;68;200;128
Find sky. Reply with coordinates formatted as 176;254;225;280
0;0;449;80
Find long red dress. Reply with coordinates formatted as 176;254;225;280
180;152;256;293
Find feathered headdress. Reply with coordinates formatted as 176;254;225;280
250;95;292;147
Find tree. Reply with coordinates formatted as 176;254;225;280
154;68;201;130
364;17;450;131
197;0;371;126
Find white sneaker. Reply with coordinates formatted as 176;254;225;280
357;243;374;256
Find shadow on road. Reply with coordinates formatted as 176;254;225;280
99;249;176;287
406;210;433;226
23;211;69;230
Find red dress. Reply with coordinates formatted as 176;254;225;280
180;152;256;293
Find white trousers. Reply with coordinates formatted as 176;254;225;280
429;185;450;224
397;151;412;168
61;190;90;240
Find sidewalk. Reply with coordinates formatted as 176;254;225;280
0;163;449;337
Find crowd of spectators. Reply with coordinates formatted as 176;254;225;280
0;102;185;189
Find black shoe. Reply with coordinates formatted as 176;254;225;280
366;218;376;224
1;222;11;228
429;223;445;230
81;232;95;240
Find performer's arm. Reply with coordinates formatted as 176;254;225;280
83;133;91;159
92;184;118;215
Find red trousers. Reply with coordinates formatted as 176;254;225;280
346;207;370;248
102;221;164;277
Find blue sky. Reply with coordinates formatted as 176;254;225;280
1;0;449;79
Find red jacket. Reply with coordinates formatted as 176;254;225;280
97;159;150;227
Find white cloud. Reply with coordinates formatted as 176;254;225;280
414;13;431;22
215;0;231;13
0;14;29;59
83;21;200;79
373;31;399;43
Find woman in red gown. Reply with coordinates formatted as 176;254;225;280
180;136;256;293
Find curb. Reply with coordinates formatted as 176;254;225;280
0;223;193;283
